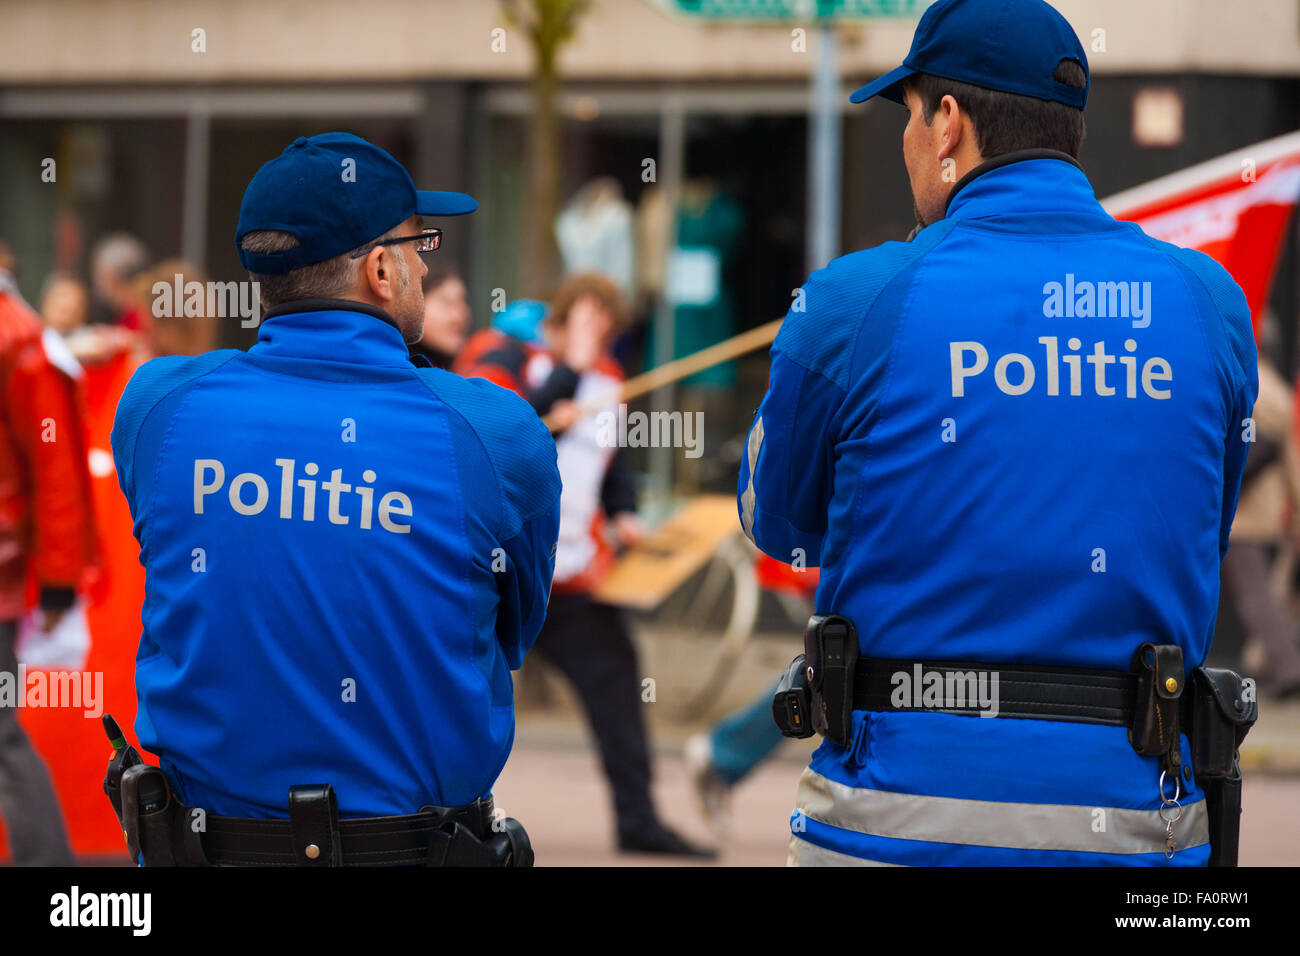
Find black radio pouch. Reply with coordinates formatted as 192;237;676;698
117;763;210;867
120;764;181;866
804;614;859;749
1128;643;1184;769
772;654;815;739
1186;666;1257;781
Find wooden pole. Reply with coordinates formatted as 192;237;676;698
541;317;783;431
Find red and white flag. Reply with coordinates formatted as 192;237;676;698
1103;130;1300;340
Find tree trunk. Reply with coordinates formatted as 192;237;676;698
522;63;561;298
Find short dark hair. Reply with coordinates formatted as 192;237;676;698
241;231;362;309
241;226;402;310
904;59;1087;158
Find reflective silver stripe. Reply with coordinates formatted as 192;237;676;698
788;835;905;867
797;767;1209;856
739;416;764;541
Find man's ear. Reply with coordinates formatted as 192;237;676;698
362;245;395;303
936;93;964;161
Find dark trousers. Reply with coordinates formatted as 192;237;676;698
530;593;658;836
0;620;74;865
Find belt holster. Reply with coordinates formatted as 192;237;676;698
425;804;534;868
1186;667;1257;779
117;763;210;866
804;614;859;749
1185;666;1258;866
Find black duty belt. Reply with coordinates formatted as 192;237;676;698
852;657;1139;726
201;794;496;867
774;616;1260;867
101;718;534;867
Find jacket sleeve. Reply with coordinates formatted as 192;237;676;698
1160;244;1261;559
432;372;562;668
599;450;637;517
489;399;562;667
738;268;854;568
1216;285;1260;559
526;362;580;417
494;488;561;668
8;334;94;598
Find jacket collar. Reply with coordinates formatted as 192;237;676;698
253;298;412;367
944;149;1102;222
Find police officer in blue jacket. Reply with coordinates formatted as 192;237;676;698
107;133;561;866
746;0;1259;866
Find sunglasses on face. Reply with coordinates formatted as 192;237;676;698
349;227;443;258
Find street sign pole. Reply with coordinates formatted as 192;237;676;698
807;23;841;273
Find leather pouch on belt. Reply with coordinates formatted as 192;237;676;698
289;784;342;866
1188;666;1258;780
121;764;179;866
1129;642;1184;758
804;614;858;749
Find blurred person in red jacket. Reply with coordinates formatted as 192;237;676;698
2;258;217;863
39;273;90;337
460;273;714;858
0;239;95;865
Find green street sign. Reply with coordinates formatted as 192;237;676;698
650;0;928;19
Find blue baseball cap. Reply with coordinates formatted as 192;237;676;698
493;299;548;344
236;132;477;275
849;0;1088;109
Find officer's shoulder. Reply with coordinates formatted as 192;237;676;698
817;227;949;292
779;227;951;388
116;350;241;438
412;367;559;518
413;364;541;436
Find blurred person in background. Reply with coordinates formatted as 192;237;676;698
0;238;95;865
409;263;469;370
130;259;221;359
12;258;230;863
89;232;149;330
1221;357;1300;698
686;556;820;833
452;298;547;386
39;273;90;337
460;273;714;858
41;269;136;371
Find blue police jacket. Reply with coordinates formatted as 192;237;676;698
112;300;561;819
739;152;1258;865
